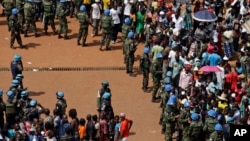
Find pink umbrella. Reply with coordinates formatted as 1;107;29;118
199;66;222;72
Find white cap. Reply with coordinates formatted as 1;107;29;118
181;91;186;95
231;93;236;98
223;56;229;61
120;113;126;117
194;66;198;71
95;0;100;2
160;11;165;15
241;47;245;53
242;28;247;33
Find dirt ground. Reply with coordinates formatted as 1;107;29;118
0;12;164;141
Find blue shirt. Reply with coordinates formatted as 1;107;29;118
114;123;120;132
208;53;222;66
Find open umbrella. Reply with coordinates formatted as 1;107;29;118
199;66;221;72
192;10;217;22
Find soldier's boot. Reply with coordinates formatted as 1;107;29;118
64;35;70;40
105;46;111;50
53;30;57;35
77;40;81;46
45;30;48;35
20;30;24;34
35;33;40;37
24;31;28;37
58;34;63;39
99;43;103;51
142;87;147;92
152;97;161;103
82;42;88;47
10;44;15;49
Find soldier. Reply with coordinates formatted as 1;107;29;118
179;102;191;141
203;109;218;140
0;89;6;129
57;0;70;39
140;47;151;92
187;113;203;141
55;91;67;117
122;17;131;63
124;31;137;75
2;0;14;31
162;94;178;141
97;81;111;112
10;54;23;80
24;0;40;37
5;90;17;128
15;74;24;89
16;0;25;33
76;5;90;47
17;91;32;116
9;80;22;100
159;84;172;126
42;0;57;34
9;8;25;49
151;53;163;103
25;100;44;122
209;123;224;141
99;9;113;51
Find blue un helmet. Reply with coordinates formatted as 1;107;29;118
104;9;110;16
13;54;22;61
167;94;177;105
102;81;109;87
156;53;163;59
21;91;28;97
207;109;217;118
7;90;15;99
164;84;173;92
102;92;111;99
143;47;150;54
16;74;23;80
12;80;19;87
127;31;134;39
0;89;3;97
191;113;199;121
166;71;172;77
56;91;64;99
163;77;171;84
214;123;223;131
28;0;34;2
80;5;86;11
183;101;191;108
226;116;234;124
12;8;19;15
30;100;37;107
124;17;131;25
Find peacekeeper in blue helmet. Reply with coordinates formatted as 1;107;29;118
25;99;44;122
17;90;32;116
10;54;23;80
9;80;22;100
101;92;114;121
15;74;24;89
5;90;18;128
0;89;6;129
97;81;111;112
54;91;67;117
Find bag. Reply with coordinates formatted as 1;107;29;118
5;102;16;114
102;16;111;29
43;1;52;13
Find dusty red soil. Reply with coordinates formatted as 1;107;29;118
0;14;163;140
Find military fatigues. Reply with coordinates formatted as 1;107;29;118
140;53;151;90
24;1;39;37
76;11;89;46
100;15;113;50
42;0;56;34
179;109;190;141
9;14;24;48
124;38;137;73
10;60;23;79
2;0;14;31
151;60;163;100
203;117;218;139
5;99;17;128
121;24;131;59
16;97;31;116
186;121;202;141
57;2;69;39
55;98;67;117
159;90;169;125
162;106;176;141
16;0;25;33
209;131;224;141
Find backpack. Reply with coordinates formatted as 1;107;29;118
5;101;16;114
43;1;52;13
102;16;111;29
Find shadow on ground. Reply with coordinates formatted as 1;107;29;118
29;91;45;96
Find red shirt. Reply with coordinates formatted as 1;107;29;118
120;118;131;138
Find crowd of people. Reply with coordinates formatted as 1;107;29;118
2;0;250;140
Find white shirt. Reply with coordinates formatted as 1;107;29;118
91;3;102;19
123;3;132;16
215;66;225;84
240;5;247;15
110;8;121;24
213;30;218;43
172;14;184;31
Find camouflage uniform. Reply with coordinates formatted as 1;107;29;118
24;1;39;37
151;59;163;101
9;14;24;49
16;0;25;32
42;0;56;34
203;117;218;139
2;0;14;31
186;121;202;141
162;106;176;141
57;2;69;39
76;10;89;46
209;131;224;141
122;23;131;62
124;38;137;74
179;108;190;141
139;53;151;90
100;14;113;50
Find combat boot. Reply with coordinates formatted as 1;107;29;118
58;34;63;39
77;41;80;46
10;44;15;49
82;43;88;47
24;31;28;37
105;46;111;50
35;33;40;37
64;35;69;40
53;30;57;35
45;30;48;35
20;44;26;49
152;97;161;103
99;44;103;51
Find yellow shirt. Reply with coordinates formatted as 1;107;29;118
103;0;110;10
83;0;91;4
152;2;158;10
218;101;228;110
